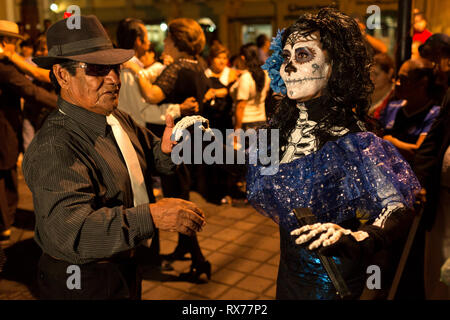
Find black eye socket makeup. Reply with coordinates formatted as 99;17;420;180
295;47;316;64
282;50;291;64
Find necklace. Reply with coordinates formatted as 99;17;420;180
179;58;198;64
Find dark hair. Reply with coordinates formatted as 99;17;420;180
373;53;394;76
207;42;229;65
256;34;268;48
411;66;445;103
49;61;78;95
240;43;266;92
168;18;206;57
20;39;33;48
116;18;145;50
269;7;374;150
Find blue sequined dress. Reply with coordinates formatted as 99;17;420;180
246;131;420;299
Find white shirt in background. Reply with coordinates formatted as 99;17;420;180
230;70;270;124
118;56;181;126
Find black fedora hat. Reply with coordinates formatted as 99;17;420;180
33;15;134;69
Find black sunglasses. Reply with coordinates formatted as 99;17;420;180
77;62;121;76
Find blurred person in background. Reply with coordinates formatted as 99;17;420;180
378;57;444;299
414;33;450;299
413;9;433;45
201;42;237;205
368;53;395;120
0;20;57;245
19;39;33;61
380;57;443;163
231;43;270;132
204;42;236;140
229;44;270;204
2;30;55;151
256;34;271;64
124;18;211;282
116;17;198;272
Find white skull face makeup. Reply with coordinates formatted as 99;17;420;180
280;31;331;101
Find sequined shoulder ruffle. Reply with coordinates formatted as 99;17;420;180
246;132;420;231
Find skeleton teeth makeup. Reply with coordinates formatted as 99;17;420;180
280;32;331;101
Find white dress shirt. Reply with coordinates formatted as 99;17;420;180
118;56;181;126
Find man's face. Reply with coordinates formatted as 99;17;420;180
370;64;392;90
1;37;17;55
414;15;427;33
394;61;428;100
280;31;331;102
58;62;121;115
211;52;228;73
136;24;150;54
21;46;33;58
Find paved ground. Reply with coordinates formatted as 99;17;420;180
0;163;280;300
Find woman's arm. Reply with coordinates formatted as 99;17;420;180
203;87;228;102
383;134;427;160
234;100;247;130
7;52;50;83
122;60;166;104
136;70;166;104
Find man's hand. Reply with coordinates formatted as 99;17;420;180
149;198;206;237
162;54;174;66
180;97;199;116
203;88;215;102
161;114;177;154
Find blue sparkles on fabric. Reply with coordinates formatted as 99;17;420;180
246;132;420;299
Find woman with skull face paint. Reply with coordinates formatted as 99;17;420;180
245;8;421;299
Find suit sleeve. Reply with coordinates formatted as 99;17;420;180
0;63;57;108
22;142;155;264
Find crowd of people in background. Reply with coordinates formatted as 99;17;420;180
0;7;449;300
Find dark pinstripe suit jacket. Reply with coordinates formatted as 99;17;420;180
23;98;175;264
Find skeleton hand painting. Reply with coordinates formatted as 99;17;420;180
246;7;421;299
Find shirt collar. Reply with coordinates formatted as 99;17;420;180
58;97;108;136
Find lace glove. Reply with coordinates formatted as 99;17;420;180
171;115;214;142
291;206;414;259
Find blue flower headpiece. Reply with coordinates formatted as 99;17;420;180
262;29;286;95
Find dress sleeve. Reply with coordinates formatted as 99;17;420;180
154;63;180;97
420;106;441;135
337;133;421;225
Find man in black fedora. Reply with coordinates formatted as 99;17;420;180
22;15;206;300
0;20;57;245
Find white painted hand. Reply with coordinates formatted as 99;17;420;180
291;223;369;250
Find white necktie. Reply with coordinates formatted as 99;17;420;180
106;114;149;206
